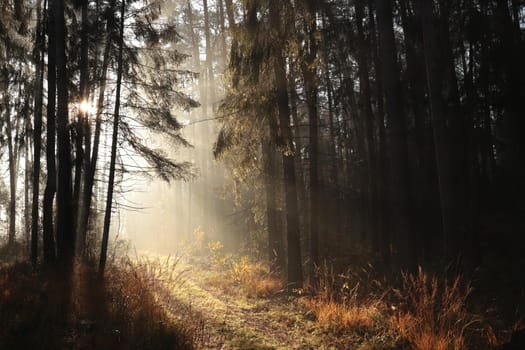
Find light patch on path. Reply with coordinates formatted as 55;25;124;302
151;257;344;350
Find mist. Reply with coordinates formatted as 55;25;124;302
1;0;524;349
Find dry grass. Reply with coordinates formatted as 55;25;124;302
300;263;504;349
301;262;384;335
390;267;493;350
227;255;285;298
302;298;379;334
0;256;195;350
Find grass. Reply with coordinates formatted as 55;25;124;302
191;236;285;299
0;253;195;350
300;262;384;335
229;255;285;298
181;233;522;349
298;262;506;349
390;267;497;350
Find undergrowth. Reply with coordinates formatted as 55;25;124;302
301;262;387;336
301;262;505;350
188;233;285;298
0;257;195;350
183;232;517;349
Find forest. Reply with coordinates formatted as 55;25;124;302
0;0;524;349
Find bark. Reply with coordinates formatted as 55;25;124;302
355;0;377;246
203;0;215;108
367;0;388;262
375;0;414;270
187;0;206;115
218;0;228;66
263;140;284;272
301;0;319;278
269;0;303;291
419;0;460;261
78;0;115;254
31;0;45;266
6;109;16;246
224;0;235;26
76;0;90;255
399;0;432;261
55;0;75;263
43;0;57;263
100;0;126;276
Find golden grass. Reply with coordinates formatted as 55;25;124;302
300;262;382;335
229;256;285;298
302;297;379;333
0;257;195;350
389;267;489;350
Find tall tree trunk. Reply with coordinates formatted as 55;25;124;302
78;0;115;254
375;0;414;270
5;94;17;246
187;0;206;117
355;0;377;247
203;0;215;109
301;0;320;279
218;0;228;67
367;0;388;263
76;0;91;255
24;123;31;251
43;0;57;263
399;0;433;261
31;0;45;266
269;0;303;291
55;0;75;263
419;0;461;261
263;139;284;272
99;0;126;276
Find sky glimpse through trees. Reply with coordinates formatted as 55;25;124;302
1;0;524;349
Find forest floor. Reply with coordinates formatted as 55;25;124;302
145;252;398;350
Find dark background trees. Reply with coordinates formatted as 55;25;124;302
0;0;523;330
214;0;525;295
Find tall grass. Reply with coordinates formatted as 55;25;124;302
301;262;384;334
301;263;499;349
390;267;494;350
228;255;285;298
0;256;196;350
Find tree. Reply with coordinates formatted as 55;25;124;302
99;0;126;276
54;0;75;263
375;0;414;270
269;0;302;289
31;0;45;266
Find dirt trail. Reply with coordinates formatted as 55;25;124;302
154;259;342;350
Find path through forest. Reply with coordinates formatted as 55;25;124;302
149;255;362;350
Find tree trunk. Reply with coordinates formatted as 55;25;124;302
301;0;319;279
419;0;461;261
263;140;284;272
78;0;115;255
355;0;377;247
269;0;302;291
5;94;17;246
43;0;57;263
75;0;90;255
218;0;228;66
31;0;45;266
399;0;433;261
100;0;126;276
55;0;75;263
375;0;414;270
203;0;215;109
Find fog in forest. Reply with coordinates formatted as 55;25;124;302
1;0;525;349
120;116;238;253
